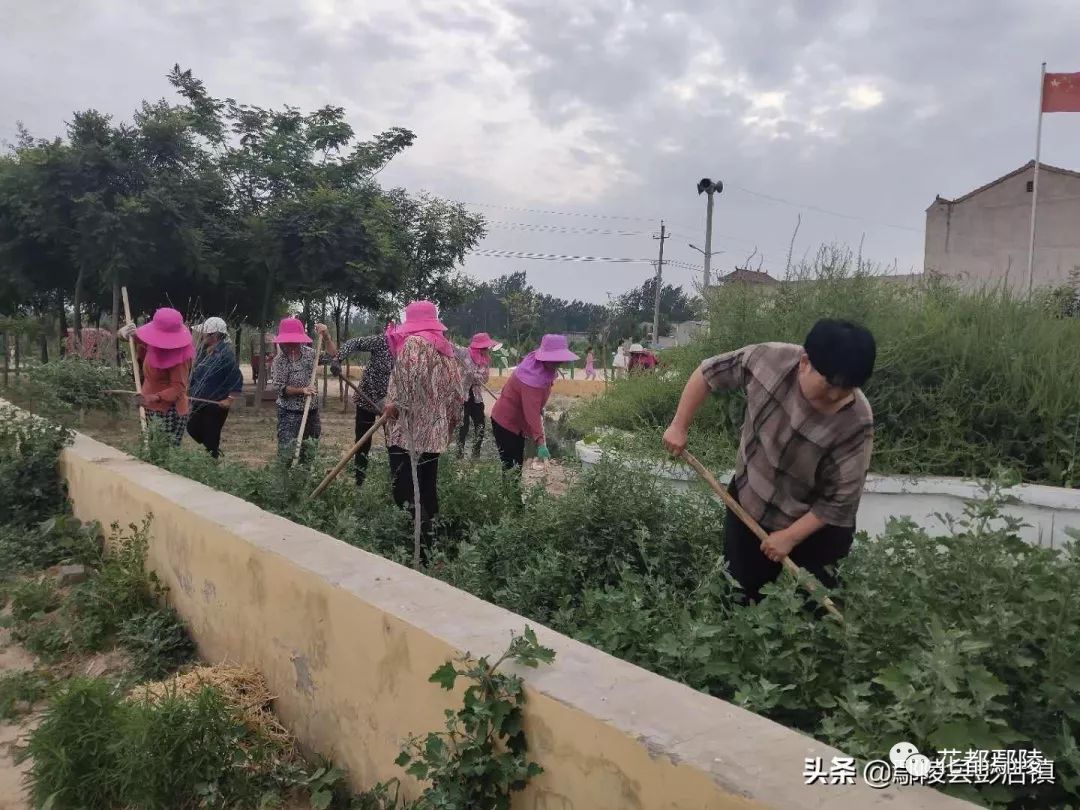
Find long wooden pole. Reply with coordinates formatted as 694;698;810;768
105;390;220;405
308;413;389;499
291;333;324;466
120;287;146;432
680;450;844;622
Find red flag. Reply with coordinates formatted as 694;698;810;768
1043;72;1080;113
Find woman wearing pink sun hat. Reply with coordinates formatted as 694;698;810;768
270;316;336;460
383;301;464;560
490;334;578;470
453;332;501;459
117;307;195;445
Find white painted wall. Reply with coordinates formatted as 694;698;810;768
576;441;1080;548
925;164;1080;292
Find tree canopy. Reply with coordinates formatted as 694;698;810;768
442;271;700;349
0;66;485;349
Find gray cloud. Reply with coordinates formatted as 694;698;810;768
3;0;1080;299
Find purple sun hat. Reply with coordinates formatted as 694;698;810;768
533;334;579;363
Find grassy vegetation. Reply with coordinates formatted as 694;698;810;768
17;358;131;420
6;334;1080;806
573;247;1080;486
1;405;555;810
129;431;1080;808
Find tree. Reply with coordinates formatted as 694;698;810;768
0;66;486;363
168;66;415;330
616;277;699;337
442;271;611;346
386;190;485;310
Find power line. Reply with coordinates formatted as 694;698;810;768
470;249;652;264
729;183;924;234
666;259;704;272
484;220;648;236
461;200;657;223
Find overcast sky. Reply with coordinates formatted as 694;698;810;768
4;0;1080;303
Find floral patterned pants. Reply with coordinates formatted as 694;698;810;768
277;406;321;461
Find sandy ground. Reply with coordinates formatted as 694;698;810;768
0;621;35;810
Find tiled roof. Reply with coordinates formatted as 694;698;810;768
931;160;1080;207
718;268;780;285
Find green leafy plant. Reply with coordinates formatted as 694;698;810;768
66;519;164;652
24;678;289;810
395;627;555;810
10;578;60;622
0;515;102;575
19;358;131;420
117;607;196;680
23;678;127;808
0;405;72;527
0;668;53;720
9;518;193;677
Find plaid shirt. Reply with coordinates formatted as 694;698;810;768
701;342;873;531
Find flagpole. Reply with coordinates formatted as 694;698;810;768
1026;61;1046;296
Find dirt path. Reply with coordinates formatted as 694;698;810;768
0;625;36;810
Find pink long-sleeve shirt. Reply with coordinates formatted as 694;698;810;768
490;372;551;443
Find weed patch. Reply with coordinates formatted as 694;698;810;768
26;630;555;810
575;250;1080;486
0;404;72;527
0;668;53;721
117;607;197;681
0;515;102;576
10;578;60;622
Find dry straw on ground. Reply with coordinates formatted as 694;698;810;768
131;664;292;745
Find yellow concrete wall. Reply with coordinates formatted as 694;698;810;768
59;432;971;809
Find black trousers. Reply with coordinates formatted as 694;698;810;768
387;446;440;553
354;406;380;487
457;397;485;458
491;417;525;470
723;485;853;604
186;403;229;458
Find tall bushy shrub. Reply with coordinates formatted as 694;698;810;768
574;245;1080;485
0;403;72;526
19;358;131;419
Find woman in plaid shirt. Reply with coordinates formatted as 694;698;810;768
663;319;876;603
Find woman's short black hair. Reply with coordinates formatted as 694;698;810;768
803;319;876;389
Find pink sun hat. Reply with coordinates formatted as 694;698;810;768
469;332;501;351
394;300;447;336
273;317;312;345
533;334;579;363
136;307;193;350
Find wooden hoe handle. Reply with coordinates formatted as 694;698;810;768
680;449;844;622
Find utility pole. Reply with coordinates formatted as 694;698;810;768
652;221;668;349
696;178;723;290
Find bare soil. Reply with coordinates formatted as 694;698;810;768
72;376;586;494
0;623;35;810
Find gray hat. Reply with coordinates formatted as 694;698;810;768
196;316;228;335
